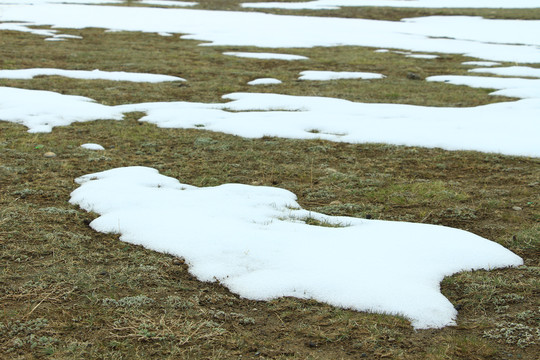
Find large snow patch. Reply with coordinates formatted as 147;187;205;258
70;166;523;329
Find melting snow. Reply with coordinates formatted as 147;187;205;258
0;68;185;82
242;0;540;10
299;71;385;81
462;61;501;67
224;52;308;60
427;75;540;100
469;66;540;78
69;166;523;329
2;4;540;62
3;86;538;157
406;54;438;59
81;143;105;150
139;0;198;7
248;78;282;85
0;87;124;133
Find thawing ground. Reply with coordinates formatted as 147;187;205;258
70;166;523;329
0;68;185;82
2;4;540;62
242;0;540;10
1;77;539;156
0;0;538;331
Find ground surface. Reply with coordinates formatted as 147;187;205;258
0;1;539;359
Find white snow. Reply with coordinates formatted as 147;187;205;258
406;54;438;59
139;0;197;7
81;143;105;150
427;75;540;99
69;166;523;329
242;0;540;10
224;52;308;61
2;5;540;63
299;71;386;81
469;66;540;78
0;0;122;4
0;22;57;37
248;78;282;85
0;87;124;133
462;61;501;67
2;86;539;157
0;68;185;83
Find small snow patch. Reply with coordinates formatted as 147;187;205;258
299;71;385;81
406;54;439;59
224;52;308;61
81;143;105;151
248;78;282;85
469;66;540;78
462;61;501;67
0;68;185;83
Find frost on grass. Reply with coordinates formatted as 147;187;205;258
69;166;523;329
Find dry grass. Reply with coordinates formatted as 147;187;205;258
0;1;539;359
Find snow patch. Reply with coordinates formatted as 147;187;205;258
2;87;539;157
70;166;523;329
242;0;540;10
0;68;185;82
248;78;282;85
462;61;501;67
299;71;385;81
2;5;540;62
0;86;124;133
139;0;197;7
469;66;540;78
81;143;105;150
427;75;540;99
224;52;308;61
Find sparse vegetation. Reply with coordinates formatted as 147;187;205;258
0;0;538;359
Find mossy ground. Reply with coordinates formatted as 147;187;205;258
0;1;539;359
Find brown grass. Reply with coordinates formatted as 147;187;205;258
0;1;539;359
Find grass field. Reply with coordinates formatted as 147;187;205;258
0;1;539;359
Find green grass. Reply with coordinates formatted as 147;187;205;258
1;1;539;359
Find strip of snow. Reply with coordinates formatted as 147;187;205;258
81;143;105;150
0;68;185;82
462;61;501;67
426;75;540;99
139;0;197;7
2;5;540;63
469;66;540;78
224;52;308;60
248;78;282;85
242;1;540;10
0;87;124;133
0;22;57;37
2;87;539;157
299;71;385;81
0;0;122;4
70;166;523;329
406;54;438;59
